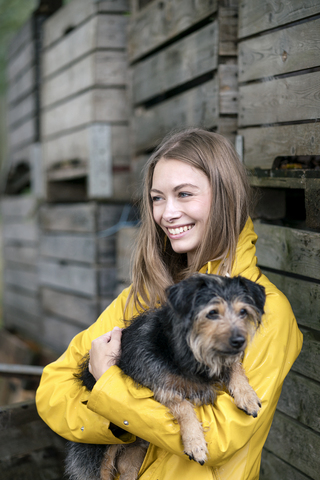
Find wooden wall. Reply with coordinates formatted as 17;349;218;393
238;2;320;478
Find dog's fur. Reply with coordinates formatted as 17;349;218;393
65;274;266;480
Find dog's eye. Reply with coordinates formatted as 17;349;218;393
206;309;219;319
239;308;248;317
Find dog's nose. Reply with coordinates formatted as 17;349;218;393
229;335;246;349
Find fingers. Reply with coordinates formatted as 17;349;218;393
88;327;123;382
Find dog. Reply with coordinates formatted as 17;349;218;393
65;274;266;480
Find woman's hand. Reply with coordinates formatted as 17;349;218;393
88;327;122;381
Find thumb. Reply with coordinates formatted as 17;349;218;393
110;326;122;344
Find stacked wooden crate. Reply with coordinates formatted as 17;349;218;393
128;0;239;194
238;2;320;479
1;196;41;342
38;202;125;353
41;0;131;201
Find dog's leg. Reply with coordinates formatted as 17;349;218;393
228;362;261;417
167;398;207;465
117;439;149;480
100;444;122;480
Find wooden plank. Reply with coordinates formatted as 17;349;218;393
7;19;33;59
254;221;320;279
219;64;238;114
43;314;83;353
98;203;130;231
277;371;320;434
134;78;219;151
7;66;35;105
39;258;97;297
0;364;43;378
42;88;128;139
3;222;38;244
43;15;128;78
260;449;311;480
218;6;238;56
99;266;118;296
128;0;218;62
42;124;130;170
88;123;113;198
41;287;98;328
132;21;219;105
3;288;40;318
3;309;41;342
239;123;320;169
40;233;96;263
264;410;320;479
7;41;34;82
4;267;38;293
43;0;129;48
42;50;127;108
239;17;320;83
116;227;138;284
238;0;320;39
39;203;96;232
1;195;37;218
261;271;320;332
3;244;37;266
7;92;36;128
293;327;320;383
8;117;36;151
239;71;320;127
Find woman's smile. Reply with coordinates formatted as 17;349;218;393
151;158;212;265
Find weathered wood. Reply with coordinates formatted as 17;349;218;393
43;0;129;49
40;233;96;263
3;222;38;244
261;270;320;332
134;78;219;151
277;371;320;433
7;41;34;82
254;222;320;280
240;123;320;169
116;227;139;284
7;66;35;106
218;6;238;56
39;258;97;297
39;203;96;232
260;449;311;480
128;0;218;62
293;327;320;383
42;88;128;139
43;314;84;353
7;93;36;128
3;288;40;318
3;308;42;343
0;364;43;378
264;410;320;479
305;180;320;229
99;267;118;296
7;19;33;59
42;51;128;109
219;64;238;114
132;21;219;104
43;15;128;78
97;203;130;231
239;71;320;127
41;287;98;328
8;117;36;151
4;267;38;293
238;0;320;39
1;195;38;218
239;17;320;83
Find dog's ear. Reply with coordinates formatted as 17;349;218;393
238;277;266;315
166;274;208;316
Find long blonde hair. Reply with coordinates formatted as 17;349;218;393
128;128;251;312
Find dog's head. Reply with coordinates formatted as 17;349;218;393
166;274;266;374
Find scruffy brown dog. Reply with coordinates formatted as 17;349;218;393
65;274;266;480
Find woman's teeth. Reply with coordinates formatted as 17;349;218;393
168;225;193;235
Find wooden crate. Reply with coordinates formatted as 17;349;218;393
38;201;133;353
238;0;320;228
1;196;42;343
253;221;320;480
41;0;132;201
128;0;239;196
116;226;139;295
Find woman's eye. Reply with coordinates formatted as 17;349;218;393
151;196;162;202
178;192;191;198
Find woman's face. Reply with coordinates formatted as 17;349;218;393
151;158;212;265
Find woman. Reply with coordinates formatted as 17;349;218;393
36;128;302;480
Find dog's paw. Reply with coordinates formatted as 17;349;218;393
234;388;261;417
184;439;207;465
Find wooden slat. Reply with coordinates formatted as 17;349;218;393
264;410;320;479
293;327;320;383
116;227;139;284
43;0;129;49
0;364;43;378
3;222;38;244
4;268;38;293
240;123;320;169
255;222;320;280
8;117;36;151
2;244;37;266
3;288;40;318
42;51;127;108
239;17;320;83
1;195;38;218
133;78;219;151
41;287;98;328
128;0;218;62
260;449;311;480
42;88;128;139
42;124;130;170
43;315;83;353
7;92;36;128
261;271;320;332
7;41;34;82
7;66;35;105
219;64;238;114
132;21;219;104
7;19;33;59
39;259;97;297
218;5;238;56
39;203;96;232
3;309;41;342
43;15;127;78
277;371;320;433
40;233;96;263
238;0;320;39
239;71;320;127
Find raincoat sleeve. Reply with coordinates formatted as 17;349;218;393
36;286;136;445
85;277;302;467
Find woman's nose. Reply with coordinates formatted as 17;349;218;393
162;199;181;223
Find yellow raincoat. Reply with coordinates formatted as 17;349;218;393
36;218;303;479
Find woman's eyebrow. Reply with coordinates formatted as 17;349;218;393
173;183;199;191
